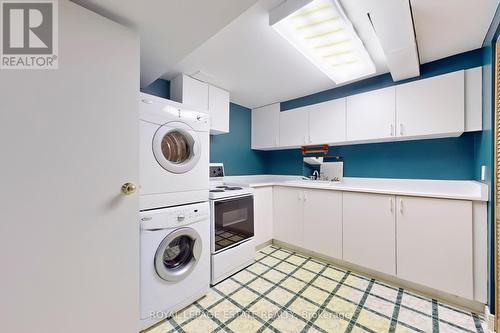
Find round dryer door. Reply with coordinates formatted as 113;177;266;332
152;122;201;174
154;227;202;282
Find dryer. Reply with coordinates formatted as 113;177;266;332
139;93;210;210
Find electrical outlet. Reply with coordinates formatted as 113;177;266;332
481;165;487;182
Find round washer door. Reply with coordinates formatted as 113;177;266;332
152;122;201;174
154;227;202;282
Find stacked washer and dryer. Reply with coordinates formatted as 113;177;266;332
138;92;211;329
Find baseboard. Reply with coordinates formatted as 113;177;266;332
484;305;496;331
271;239;485;314
255;239;273;251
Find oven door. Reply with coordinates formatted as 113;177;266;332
213;195;254;253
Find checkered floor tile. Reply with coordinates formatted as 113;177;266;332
144;246;492;333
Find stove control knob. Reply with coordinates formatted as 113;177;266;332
177;214;185;222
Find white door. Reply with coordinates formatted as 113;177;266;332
0;2;140;333
346;87;396;142
308;98;346;145
279;108;309;147
396;70;464;138
303;190;342;259
208;85;230;134
396;196;473;299
343;192;396;275
251;103;280;149
273;187;303;246
253;187;274;246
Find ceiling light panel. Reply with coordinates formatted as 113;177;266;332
271;0;375;84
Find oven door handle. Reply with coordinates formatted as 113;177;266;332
213;194;253;204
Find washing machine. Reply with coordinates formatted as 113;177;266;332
140;201;210;330
139;92;210;210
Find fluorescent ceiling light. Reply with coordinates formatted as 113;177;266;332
270;0;375;84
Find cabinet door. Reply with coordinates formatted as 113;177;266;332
252;103;280;149
253;187;274;246
397;196;473;299
273;187;303;246
343;192;396;275
279;108;309;147
182;75;209;111
309;98;346;144
208;85;230;134
346;87;396;142
396;70;464;138
303;189;342;259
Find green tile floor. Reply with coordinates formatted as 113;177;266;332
145;246;492;333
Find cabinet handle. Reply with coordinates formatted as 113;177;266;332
399;199;404;214
389;198;393;212
390;124;394;136
303;192;307;201
308;134;312;143
399;123;404;136
298;192;302;201
303;135;307;144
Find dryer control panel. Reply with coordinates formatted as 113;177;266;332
140;202;209;230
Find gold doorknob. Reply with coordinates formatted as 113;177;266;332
121;182;137;195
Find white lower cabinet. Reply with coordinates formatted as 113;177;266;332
271;186;477;301
396;196;473;299
253;187;274;247
273;187;342;258
343;192;396;275
303;189;343;259
273;187;303;246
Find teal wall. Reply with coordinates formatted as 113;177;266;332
266;133;479;180
210;103;267;175
141;79;170;99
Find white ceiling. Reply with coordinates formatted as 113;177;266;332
71;0;259;87
411;0;498;63
164;0;499;109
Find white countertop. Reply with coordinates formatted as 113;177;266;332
223;175;489;202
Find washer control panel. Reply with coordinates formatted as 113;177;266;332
140;202;209;230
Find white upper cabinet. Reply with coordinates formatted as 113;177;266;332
396;196;473;299
396;70;465;138
171;74;230;135
465;67;482;132
309;98;346;144
171;74;208;110
252;103;280;149
250;68;480;149
346;87;396;142
279;108;309;147
208;85;230;134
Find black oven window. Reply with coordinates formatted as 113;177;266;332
214;196;254;252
